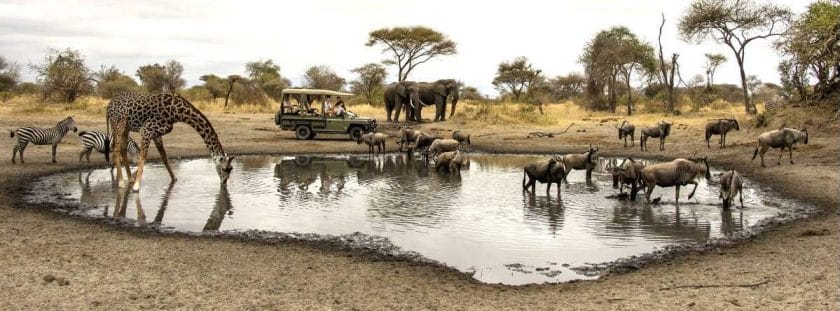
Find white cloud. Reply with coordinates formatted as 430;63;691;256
0;0;812;96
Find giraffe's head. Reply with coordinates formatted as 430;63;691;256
215;155;235;184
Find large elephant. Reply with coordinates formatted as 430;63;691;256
384;81;422;123
414;79;460;122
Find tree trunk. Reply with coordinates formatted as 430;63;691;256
626;76;632;116
224;82;235;108
735;57;754;114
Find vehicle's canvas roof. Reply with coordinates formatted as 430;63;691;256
282;88;354;96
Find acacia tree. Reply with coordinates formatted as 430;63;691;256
224;75;242;108
29;48;95;102
136;60;186;93
679;0;792;114
492;56;542;102
549;73;586;100
349;63;387;106
776;1;840;102
245;59;290;101
366;26;457;82
580;26;654;114
94;65;139;98
303;65;345;91
199;74;227;103
703;53;727;90
0;56;21;94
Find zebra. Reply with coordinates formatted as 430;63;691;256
763;95;784;112
9;116;77;163
78;130;139;163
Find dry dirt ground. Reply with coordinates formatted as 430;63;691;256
0;112;838;310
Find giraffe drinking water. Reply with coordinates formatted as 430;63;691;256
106;93;234;191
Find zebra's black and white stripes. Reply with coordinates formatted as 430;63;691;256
10;116;77;164
78;130;139;163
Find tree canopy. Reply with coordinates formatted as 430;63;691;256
245;59;290;101
492;57;542;101
366;26;457;82
350;63;387;106
776;0;840;102
679;0;792;113
303;65;346;91
29;48;95;102
136;60;186;93
94;65;139;98
703;53;727;89
580;26;656;113
0;56;21;93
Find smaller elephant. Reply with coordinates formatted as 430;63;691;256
451;130;471;150
358;132;388;155
523;157;566;196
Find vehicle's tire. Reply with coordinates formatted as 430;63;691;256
349;127;365;141
308;132;317;139
295;125;312;140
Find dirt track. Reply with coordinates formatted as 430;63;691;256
1;112;838;310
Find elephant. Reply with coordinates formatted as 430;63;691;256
384;81;422;123
413;79;460;122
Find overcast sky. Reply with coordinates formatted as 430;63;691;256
0;0;811;96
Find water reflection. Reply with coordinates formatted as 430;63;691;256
720;208;744;236
203;185;233;231
153;183;176;224
522;192;565;234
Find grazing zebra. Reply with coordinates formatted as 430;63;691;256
9;116;77;164
764;96;783;112
78;130;139;163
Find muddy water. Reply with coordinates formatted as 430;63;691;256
27;154;789;285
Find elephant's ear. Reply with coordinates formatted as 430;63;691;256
433;83;447;96
396;83;408;97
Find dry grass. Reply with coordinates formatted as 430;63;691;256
4;95;820;132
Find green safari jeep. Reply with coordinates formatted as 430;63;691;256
274;88;377;140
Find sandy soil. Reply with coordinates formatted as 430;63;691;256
0;112;838;310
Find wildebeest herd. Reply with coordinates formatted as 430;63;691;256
8;106;809;211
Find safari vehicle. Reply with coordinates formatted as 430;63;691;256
274;88;377;140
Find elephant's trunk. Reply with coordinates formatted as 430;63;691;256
449;92;459;117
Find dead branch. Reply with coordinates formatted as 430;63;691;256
659;280;768;291
527;123;574;138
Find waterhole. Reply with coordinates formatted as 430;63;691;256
27;154;793;285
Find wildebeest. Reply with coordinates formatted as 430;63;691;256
413;132;439;160
705;118;740;148
522;157;566;196
611;158;646;200
426;139;460;159
640;121;672;151
357;132;388;155
719;170;744;209
751;128;808;167
617;120;636;148
434;150;470;174
559;145;598;182
397;128;421;152
640;156;711;204
451;130;471;150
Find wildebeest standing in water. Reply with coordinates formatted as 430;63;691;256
523;156;566;196
751;128;808;167
640;156;710;204
719;170;744;209
705;118;740;148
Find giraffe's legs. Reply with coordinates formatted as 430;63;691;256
113;120;131;188
154;137;177;181
131;136;152;192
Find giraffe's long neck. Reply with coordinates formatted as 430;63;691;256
178;107;225;157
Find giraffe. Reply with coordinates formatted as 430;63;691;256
106;93;234;191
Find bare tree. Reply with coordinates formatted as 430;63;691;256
366;26;457;82
224;75;242;108
659;14;680;113
679;0;792;114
